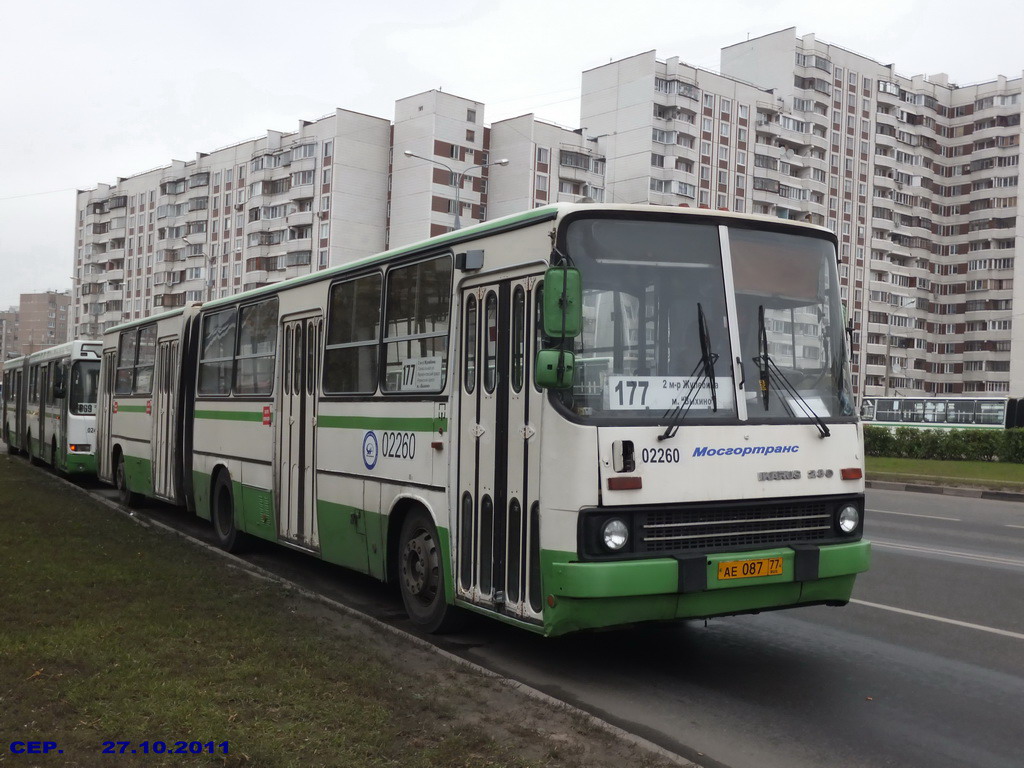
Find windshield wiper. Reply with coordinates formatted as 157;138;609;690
659;303;718;441
754;304;831;438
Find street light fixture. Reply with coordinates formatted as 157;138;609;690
403;150;509;230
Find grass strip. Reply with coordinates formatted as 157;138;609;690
866;456;1024;490
0;455;671;768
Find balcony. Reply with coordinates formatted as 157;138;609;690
157;292;187;308
286;210;314;227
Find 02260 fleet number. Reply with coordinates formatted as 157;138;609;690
380;431;416;460
641;447;680;463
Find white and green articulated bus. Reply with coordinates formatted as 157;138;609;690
3;340;102;474
95;203;870;636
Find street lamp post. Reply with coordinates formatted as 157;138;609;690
403;150;509;230
183;236;216;302
884;311;911;397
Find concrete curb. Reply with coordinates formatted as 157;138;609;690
866;479;1024;503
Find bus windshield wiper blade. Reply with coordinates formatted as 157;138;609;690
698;302;718;412
753;304;830;439
757;304;770;410
659;303;718;441
764;356;831;438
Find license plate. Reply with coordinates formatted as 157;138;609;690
717;557;784;580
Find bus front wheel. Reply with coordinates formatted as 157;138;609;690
212;473;249;553
398;509;464;634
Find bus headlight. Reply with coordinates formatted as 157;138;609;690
837;504;860;534
601;518;629;551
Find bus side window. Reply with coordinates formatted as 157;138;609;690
115;330;137;395
324;273;382;395
484;291;497;394
235;298;278;396
198;309;237;396
382;256;452;393
135;324;158;395
464;294;477;394
512;286;525;393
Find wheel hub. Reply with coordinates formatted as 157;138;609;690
402;531;437;601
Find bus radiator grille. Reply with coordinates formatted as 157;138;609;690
638;501;834;554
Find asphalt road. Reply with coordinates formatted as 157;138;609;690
65;477;1024;768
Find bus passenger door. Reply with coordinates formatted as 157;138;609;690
97;351;116;483
457;277;545;621
276;314;323;552
152;339;179;501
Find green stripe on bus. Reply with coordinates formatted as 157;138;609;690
194;410;265;422
318;415;448;432
117;405;149;413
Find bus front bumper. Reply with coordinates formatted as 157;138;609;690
540;540;870;636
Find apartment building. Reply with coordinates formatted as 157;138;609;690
0;307;18;361
581;32;1023;400
488;114;606;217
74;109;391;338
2;291;70;358
389;91;492;247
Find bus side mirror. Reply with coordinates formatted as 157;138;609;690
542;266;582;338
535;349;575;389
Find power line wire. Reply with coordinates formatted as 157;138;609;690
0;188;77;202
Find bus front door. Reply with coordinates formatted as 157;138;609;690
277;315;323;552
152;339;179;501
457;277;544;622
96;351;116;483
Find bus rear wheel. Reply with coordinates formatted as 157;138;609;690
212;472;249;553
398;509;464;633
116;454;140;507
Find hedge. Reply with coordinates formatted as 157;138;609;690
864;425;1024;463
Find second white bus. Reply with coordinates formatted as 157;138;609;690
2;340;102;474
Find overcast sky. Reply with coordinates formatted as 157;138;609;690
2;0;1022;309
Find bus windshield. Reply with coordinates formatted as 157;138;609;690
560;216;854;424
70;360;100;415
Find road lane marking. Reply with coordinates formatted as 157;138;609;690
1006;524;1024;530
869;508;961;522
871;539;1024;568
850;599;1024;641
